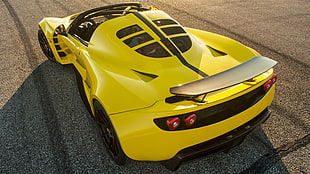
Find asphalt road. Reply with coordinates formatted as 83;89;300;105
0;0;309;173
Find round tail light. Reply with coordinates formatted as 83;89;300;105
263;74;278;92
184;114;197;127
263;80;273;91
270;74;277;84
166;117;180;130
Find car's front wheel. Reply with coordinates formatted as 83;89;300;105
94;101;127;165
38;28;56;62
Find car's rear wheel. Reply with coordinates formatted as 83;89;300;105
94;101;127;165
38;28;56;62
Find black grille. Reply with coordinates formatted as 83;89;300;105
154;85;266;131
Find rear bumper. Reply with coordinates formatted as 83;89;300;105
111;85;275;162
162;108;272;171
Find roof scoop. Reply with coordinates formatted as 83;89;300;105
170;56;278;96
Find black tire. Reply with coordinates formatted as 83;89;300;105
93;101;127;165
38;28;56;62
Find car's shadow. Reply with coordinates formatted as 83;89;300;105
0;61;289;173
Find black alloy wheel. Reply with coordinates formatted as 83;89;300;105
94;101;127;165
38;28;56;62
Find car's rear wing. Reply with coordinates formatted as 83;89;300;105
170;56;278;96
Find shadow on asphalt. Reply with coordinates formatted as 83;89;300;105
0;61;289;173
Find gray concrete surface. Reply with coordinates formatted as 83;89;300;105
0;0;309;173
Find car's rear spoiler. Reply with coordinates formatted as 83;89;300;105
170;56;278;96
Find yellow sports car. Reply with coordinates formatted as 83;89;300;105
38;3;278;170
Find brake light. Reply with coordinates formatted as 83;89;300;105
184;114;197;127
263;74;277;92
263;81;273;91
270;74;277;83
166;117;180;130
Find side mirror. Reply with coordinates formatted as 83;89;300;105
55;24;68;37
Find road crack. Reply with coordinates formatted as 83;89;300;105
239;134;310;174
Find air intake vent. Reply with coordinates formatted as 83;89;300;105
132;69;158;82
207;45;227;57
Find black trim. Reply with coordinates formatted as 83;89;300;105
165;95;193;103
162;108;272;171
133;12;164;39
133;12;208;77
176;54;207;77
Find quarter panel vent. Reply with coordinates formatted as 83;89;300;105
207;45;227;57
132;69;158;82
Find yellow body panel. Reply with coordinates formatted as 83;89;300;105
38;6;277;162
